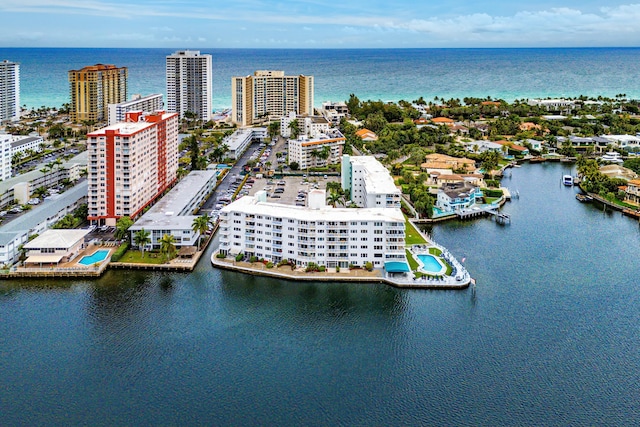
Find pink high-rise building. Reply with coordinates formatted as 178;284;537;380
87;111;179;226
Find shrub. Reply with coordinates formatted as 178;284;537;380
266;262;274;268
318;265;326;272
483;188;503;198
365;261;374;271
216;252;226;259
235;253;244;262
485;179;500;188
336;266;340;272
249;256;258;263
110;242;129;262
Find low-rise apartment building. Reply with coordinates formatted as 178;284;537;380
108;93;163;125
223;127;267;160
288;129;345;170
129;170;218;249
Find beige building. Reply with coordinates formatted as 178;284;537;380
288;130;345;170
69;64;128;123
232;70;314;127
86;111;179;226
624;179;640;206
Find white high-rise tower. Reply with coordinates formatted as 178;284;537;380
0;60;20;123
166;50;212;122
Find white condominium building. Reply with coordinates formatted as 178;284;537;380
288;129;345;170
280;112;330;138
166;50;212;121
232;70;314;127
0;134;12;181
320;101;349;126
87;111;179;226
218;191;406;269
0;60;20;123
108;93;164;125
341;155;402;209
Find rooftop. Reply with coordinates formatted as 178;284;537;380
350;156;400;195
24;229;89;250
130;170;218;231
222;195;404;223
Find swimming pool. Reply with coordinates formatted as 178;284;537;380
417;254;445;275
78;249;110;266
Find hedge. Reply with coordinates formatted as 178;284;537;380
110;242;130;262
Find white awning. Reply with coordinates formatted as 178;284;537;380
24;254;64;264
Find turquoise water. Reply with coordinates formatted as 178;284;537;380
78;249;109;266
417;253;444;274
3;47;640;109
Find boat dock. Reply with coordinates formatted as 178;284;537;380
456;206;511;223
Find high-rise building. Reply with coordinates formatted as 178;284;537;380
231;70;314;127
69;64;128;123
166;50;212;122
0;60;20;123
108;93;163;125
86;111;179;226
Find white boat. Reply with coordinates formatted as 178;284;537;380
600;151;623;163
563;175;573;186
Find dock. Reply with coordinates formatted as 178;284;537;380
456;206;511;223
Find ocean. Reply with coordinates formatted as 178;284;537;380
2;47;640;110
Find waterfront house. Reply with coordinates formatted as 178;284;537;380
22;229;89;266
436;182;482;213
624;179;640;206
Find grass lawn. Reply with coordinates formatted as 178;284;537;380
117;251;165;264
484;197;499;204
405;249;419;271
404;217;428;245
429;247;442;256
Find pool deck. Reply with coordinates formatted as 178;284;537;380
2;244;114;278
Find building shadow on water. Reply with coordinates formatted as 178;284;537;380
218;270;408;319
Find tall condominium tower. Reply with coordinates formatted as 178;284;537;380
69;64;128;123
231;70;314;127
86;111;179;226
166;50;212;122
0;60;20;123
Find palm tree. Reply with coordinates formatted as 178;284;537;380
288;119;300;139
192;214;212;249
133;229;151;257
327;192;342;207
159;234;177;262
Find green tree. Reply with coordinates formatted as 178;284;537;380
114;216;134;242
133;229;151;257
159;233;177;262
268;121;281;139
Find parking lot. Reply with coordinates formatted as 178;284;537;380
242;174;341;207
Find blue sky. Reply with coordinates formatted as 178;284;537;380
2;0;640;48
